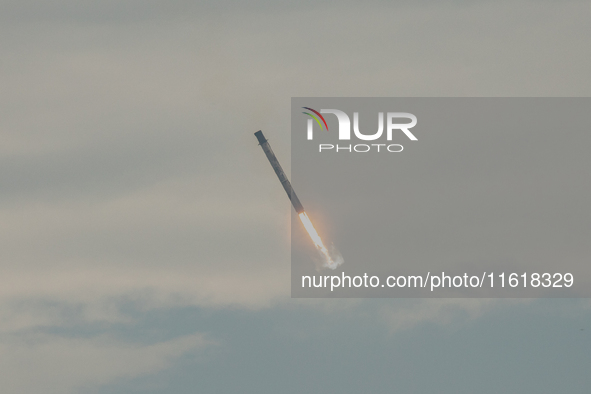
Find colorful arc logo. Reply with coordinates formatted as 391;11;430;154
302;107;329;131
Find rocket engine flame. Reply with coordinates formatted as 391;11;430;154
298;212;343;269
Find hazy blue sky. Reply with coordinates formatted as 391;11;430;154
0;0;589;393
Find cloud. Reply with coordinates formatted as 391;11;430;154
0;0;588;332
0;332;210;394
0;0;588;322
381;299;518;333
0;178;291;309
0;1;587;392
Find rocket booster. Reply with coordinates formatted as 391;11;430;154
254;130;305;214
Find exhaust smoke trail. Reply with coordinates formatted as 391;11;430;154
298;212;343;269
254;130;343;269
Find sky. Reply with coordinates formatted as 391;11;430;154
0;0;590;393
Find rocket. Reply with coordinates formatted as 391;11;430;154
255;130;342;269
254;130;305;214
